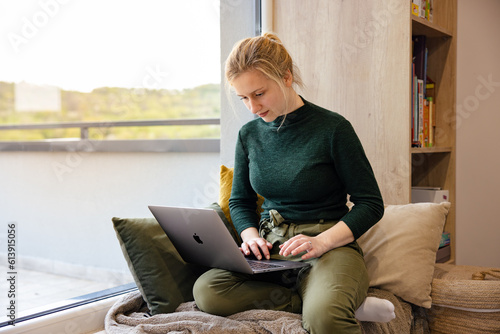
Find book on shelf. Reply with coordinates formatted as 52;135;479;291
419;1;426;19
427;0;433;22
426;80;435;100
411;0;433;22
423;98;430;147
436;228;451;264
418;79;424;146
440;232;450;248
427;97;434;147
411;34;436;148
411;76;418;146
411;1;419;17
411;64;417;145
436;244;450;263
413;79;436;148
412;35;426;81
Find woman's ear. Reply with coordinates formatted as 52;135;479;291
283;69;293;87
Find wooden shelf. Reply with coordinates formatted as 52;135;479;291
411;15;453;38
411;0;457;264
411;147;452;154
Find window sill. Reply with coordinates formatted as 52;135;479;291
0;283;137;333
0;138;220;153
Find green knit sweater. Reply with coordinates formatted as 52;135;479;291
229;98;384;240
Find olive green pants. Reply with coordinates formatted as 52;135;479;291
193;211;369;334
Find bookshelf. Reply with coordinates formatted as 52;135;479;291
411;0;457;263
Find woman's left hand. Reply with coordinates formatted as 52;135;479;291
279;222;355;260
278;234;328;260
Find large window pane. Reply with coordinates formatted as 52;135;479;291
0;0;221;324
0;0;220;141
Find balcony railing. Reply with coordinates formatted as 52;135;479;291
0;118;220;152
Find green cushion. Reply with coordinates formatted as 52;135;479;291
112;203;234;315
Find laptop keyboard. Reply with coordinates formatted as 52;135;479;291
247;260;285;270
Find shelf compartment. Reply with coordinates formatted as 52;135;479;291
411;15;453;38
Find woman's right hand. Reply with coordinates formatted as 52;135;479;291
240;227;273;260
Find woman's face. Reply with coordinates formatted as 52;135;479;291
231;69;290;123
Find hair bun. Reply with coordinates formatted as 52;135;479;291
225;32;303;92
262;32;282;44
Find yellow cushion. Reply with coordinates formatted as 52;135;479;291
218;165;264;241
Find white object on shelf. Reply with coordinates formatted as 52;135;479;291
411;187;449;203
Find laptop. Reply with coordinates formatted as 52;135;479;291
148;205;310;275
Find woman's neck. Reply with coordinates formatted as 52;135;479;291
284;90;304;115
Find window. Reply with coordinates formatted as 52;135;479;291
0;0;221;148
0;0;260;329
0;0;225;327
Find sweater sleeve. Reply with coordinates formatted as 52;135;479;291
229;131;261;236
332;119;384;239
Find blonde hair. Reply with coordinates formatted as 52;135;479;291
224;33;303;112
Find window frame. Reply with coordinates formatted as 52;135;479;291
0;119;220;152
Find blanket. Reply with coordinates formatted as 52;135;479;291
105;288;429;334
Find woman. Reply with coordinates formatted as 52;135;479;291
193;33;385;334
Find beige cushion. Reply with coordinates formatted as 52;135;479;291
357;202;451;308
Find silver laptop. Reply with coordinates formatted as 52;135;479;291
148;205;310;275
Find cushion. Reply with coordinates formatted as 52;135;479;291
357;202;451;308
113;202;238;315
218;165;265;243
112;216;204;314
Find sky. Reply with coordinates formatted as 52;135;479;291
0;0;221;92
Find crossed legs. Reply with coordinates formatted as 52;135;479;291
194;242;376;334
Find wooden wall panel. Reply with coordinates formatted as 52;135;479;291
273;0;411;204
